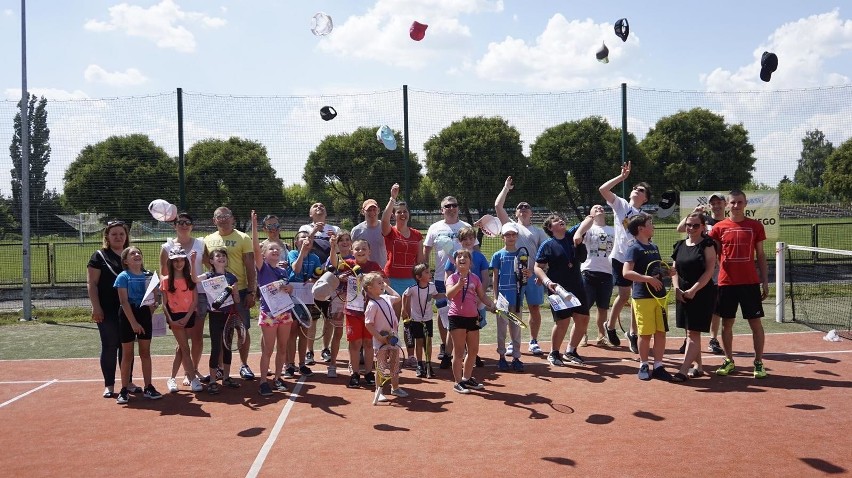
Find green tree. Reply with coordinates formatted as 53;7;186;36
0;195;17;239
823;137;852;201
185;137;285;230
794;129;833;188
304;126;421;223
281;183;314;220
639;108;756;193
423;116;525;223
9;94;51;224
529;116;647;219
63;134;177;223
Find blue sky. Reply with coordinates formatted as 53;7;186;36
0;1;850;195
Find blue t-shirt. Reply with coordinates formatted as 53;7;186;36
114;270;149;306
626;241;663;299
535;235;582;289
444;250;489;281
490;248;521;306
287;249;322;283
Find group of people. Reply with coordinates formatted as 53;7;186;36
86;164;770;404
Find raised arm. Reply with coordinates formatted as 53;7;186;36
676;205;705;233
573;215;595;246
494;176;513;225
599;161;631;204
382;183;400;236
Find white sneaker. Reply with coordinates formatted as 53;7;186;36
182;377;191;387
166;377;178;393
327;366;337;378
528;340;542;355
391;388;409;397
505;343;514;356
190;378;203;392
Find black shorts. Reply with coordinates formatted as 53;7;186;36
612;259;632;287
166;307;196;329
408;319;434;339
119;304;153;343
582;270;614;309
716;284;765;320
448;315;480;331
676;284;717;332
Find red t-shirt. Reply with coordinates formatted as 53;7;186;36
709;218;766;286
344;259;383;318
383;227;423;279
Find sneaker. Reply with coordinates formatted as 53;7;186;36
475;355;485;368
347;374;360;388
505;343;514;356
528;339;543;355
299;365;314;377
548;351;564;366
167;378;178;393
305;351;316;366
453;381;470;394
439;355;452;369
190;378;203;392
708;338;724;355
465;377;485;390
200;375;211;384
321;348;332;363
678;339;686;354
637;363;651;381
498;357;510;371
753;360;768;379
103;386;114;398
580;334;589;347
415;362;426;378
405;356;419;369
563;349;585;365
687;367;705;378
511;358;525;372
716;358;736;376
438;344;446;360
207;382;221;395
258;381;273;396
364;371;376;385
183;377;191;386
595;336;610;346
267;369;274;377
116;387;129;404
216;368;224;380
628;333;639;354
143;385;163;400
651;366;673;382
240;364;256;381
606;327;621;347
127;383;143;394
222;377;241;388
327;366;337;378
273;378;287;391
390;388;409;397
283;365;296;379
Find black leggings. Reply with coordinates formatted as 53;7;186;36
97;310;133;387
208;311;232;370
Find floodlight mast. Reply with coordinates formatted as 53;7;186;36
20;0;33;321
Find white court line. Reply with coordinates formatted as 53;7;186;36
0;379;58;408
245;376;307;478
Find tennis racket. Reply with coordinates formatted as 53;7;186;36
496;309;528;329
373;339;403;405
645;259;674;331
291;294;329;341
515;247;529;314
223;311;246;352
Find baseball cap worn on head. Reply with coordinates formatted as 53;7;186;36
169;247;188;259
709;192;726;202
501;222;519;235
362;199;379;211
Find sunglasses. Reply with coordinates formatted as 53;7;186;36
517;204;531;210
633;186;647;194
685;223;703;229
264;223;280;230
215;213;232;220
106;220;125;227
442;203;458;209
175;219;193;226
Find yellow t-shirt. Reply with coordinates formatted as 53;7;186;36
204;229;253;290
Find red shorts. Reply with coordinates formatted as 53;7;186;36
345;314;370;342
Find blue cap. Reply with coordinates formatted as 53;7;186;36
376;125;397;150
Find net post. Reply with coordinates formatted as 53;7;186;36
775;242;785;323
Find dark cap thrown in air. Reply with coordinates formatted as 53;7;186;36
760;52;778;82
320;106;337;121
614;18;629;42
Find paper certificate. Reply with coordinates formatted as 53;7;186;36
259;281;295;317
290;282;315;305
548;292;581;311
141;273;159;307
345;276;365;311
201;275;233;309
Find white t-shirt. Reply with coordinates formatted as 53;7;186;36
423;220;473;282
581;223;615;274
298;222;340;239
514;221;549;258
364;294;399;349
607;196;642;263
403;283;438;322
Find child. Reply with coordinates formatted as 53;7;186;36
113;246;161;403
197;247;241;394
320;229;354;378
490;222;528;372
623;214;673;381
363;272;406;401
402;264;444;378
442;226;489;369
446;249;498;394
252;210;295;396
344;239;384;388
284;228;323;378
160;247;202;393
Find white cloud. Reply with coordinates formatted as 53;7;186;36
3;88;90;100
317;0;503;69
84;64;148;87
4;9;13;16
473;14;642;90
83;0;226;53
702;10;852;91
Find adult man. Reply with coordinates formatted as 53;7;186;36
676;192;727;354
298;202;340;264
352;198;388;267
203;207;257;380
423;196;473;361
572;204;615;345
599;161;651;353
709;190;769;379
492;176;550;355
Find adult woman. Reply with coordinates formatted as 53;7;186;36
159;212;206;391
671;212;718;381
87;220;137;398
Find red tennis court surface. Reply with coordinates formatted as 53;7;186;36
1;331;849;478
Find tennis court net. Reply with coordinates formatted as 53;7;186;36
782;244;852;340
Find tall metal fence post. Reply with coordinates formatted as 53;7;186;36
177;87;186;210
775;242;785;323
403;85;411;205
620;83;627;199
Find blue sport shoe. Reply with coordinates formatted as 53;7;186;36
497;357;510;371
511;358;524;372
